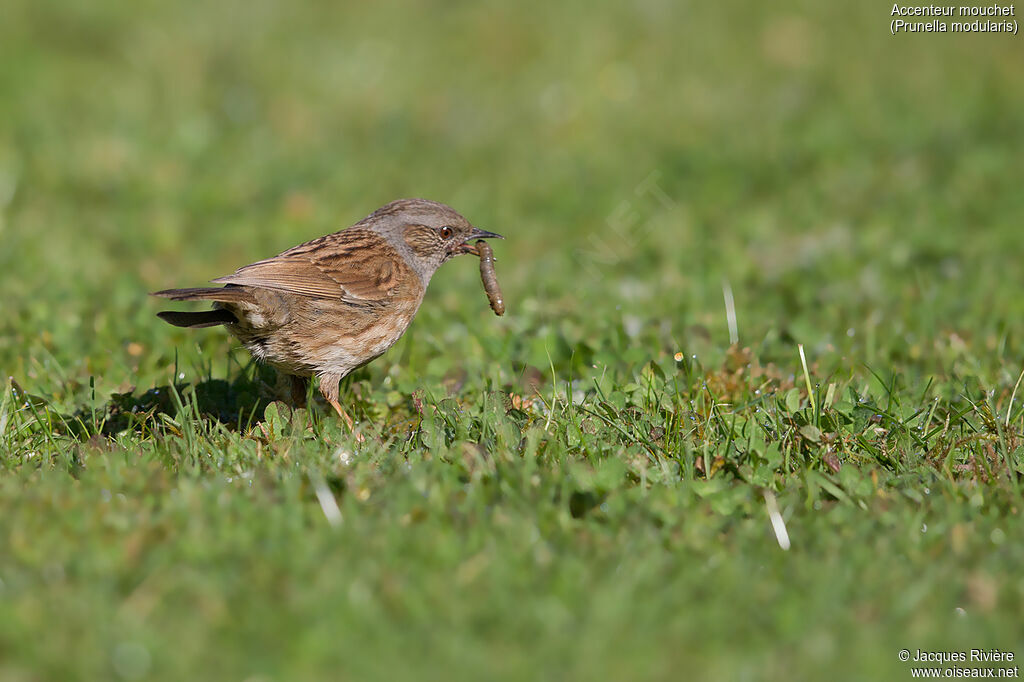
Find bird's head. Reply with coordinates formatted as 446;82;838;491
366;198;502;279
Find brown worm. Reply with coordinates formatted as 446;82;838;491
476;240;505;316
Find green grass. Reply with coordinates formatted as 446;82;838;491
2;1;1024;680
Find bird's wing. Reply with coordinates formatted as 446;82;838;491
211;229;407;303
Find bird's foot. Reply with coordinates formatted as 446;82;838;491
327;397;365;443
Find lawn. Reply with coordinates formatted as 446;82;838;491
1;1;1023;680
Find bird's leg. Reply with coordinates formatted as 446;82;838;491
289;375;309;408
320;373;364;442
327;397;355;430
328;398;365;443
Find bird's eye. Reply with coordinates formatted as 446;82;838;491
439;226;454;239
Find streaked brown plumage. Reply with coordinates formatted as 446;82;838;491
153;198;502;431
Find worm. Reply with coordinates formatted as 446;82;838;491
476;240;505;316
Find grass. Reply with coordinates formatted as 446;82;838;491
2;1;1024;680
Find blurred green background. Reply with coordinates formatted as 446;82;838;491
1;1;1023;680
3;0;1022;395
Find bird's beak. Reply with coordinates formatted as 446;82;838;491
469;227;503;241
458;227;504;255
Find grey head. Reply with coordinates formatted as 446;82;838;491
360;198;502;281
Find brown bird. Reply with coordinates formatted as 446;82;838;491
153;198;502;431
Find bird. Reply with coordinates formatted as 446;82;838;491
152;198;502;432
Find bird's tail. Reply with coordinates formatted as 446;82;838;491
150;286;255;303
152;286;253;328
156;309;238;328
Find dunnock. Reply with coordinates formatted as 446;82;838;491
153;198;502;430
